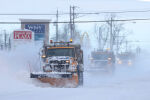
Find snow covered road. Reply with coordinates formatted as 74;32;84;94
1;45;150;100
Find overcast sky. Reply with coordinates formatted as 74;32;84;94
0;0;150;50
0;0;150;13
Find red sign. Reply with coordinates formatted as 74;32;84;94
14;31;32;40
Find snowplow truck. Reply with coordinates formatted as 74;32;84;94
90;50;115;73
30;41;84;87
117;52;135;66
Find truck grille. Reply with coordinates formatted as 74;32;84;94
49;60;70;72
50;60;67;64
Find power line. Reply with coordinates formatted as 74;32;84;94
1;9;150;15
96;9;150;14
0;13;99;15
0;18;150;24
72;10;150;15
73;18;150;23
0;12;101;16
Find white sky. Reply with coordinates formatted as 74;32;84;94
0;0;150;50
0;0;149;13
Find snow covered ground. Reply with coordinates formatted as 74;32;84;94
1;44;150;100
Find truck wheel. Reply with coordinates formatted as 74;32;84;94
108;64;115;74
79;71;83;86
77;65;83;86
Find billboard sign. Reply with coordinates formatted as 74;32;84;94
25;24;45;33
13;30;33;40
25;24;45;40
20;19;50;43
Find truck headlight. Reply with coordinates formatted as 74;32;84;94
42;55;46;58
108;57;112;60
118;60;122;64
66;60;70;63
128;60;132;65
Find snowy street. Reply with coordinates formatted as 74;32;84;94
0;47;150;100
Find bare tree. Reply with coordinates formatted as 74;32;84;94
59;24;81;43
59;24;70;41
94;14;126;54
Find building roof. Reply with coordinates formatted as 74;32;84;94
20;19;51;23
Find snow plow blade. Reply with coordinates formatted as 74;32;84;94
30;72;79;87
30;72;73;78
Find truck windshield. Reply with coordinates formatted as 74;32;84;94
92;54;109;60
46;48;75;57
119;55;131;60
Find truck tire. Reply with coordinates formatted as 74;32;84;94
77;65;83;86
107;64;115;74
78;71;83;86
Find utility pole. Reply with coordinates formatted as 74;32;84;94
72;6;75;39
110;16;113;51
56;10;59;42
98;27;102;50
125;40;128;52
70;6;72;39
69;6;76;40
4;30;7;50
9;37;11;50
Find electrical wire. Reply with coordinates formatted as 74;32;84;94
0;18;150;24
1;9;150;15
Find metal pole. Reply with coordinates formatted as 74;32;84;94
70;6;72;39
110;17;113;51
98;27;101;50
72;6;75;39
116;36;119;54
126;41;128;52
9;37;11;50
4;30;7;50
56;10;59;42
